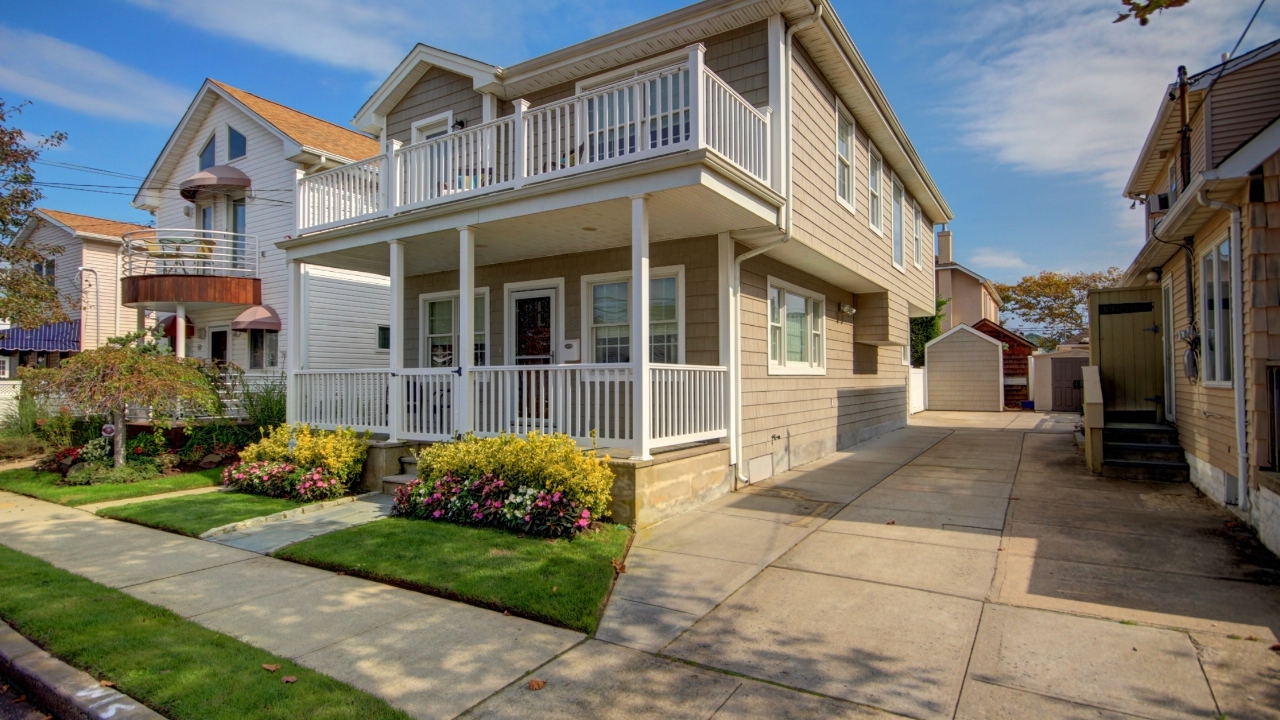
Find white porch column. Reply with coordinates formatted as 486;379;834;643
286;260;303;424
388;240;405;441
688;43;706;150
456;226;476;436
631;195;652;460
718;233;735;459
174;304;186;359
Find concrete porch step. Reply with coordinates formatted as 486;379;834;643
381;474;417;495
1102;426;1179;446
1101;458;1190;482
1102;442;1186;463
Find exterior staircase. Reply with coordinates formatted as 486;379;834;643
381;455;419;495
1101;423;1189;482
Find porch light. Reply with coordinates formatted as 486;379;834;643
451;119;466;131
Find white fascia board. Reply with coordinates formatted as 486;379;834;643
925;323;1001;349
1123;90;1178;198
352;44;502;135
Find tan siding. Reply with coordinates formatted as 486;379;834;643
1209;52;1280;168
386;67;484;144
925;330;1001;411
25;222;82;329
401;237;719;368
78;239;123;349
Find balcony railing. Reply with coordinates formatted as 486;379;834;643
122;229;258;278
290;364;728;454
296;44;771;235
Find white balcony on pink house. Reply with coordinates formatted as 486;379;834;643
295;46;771;236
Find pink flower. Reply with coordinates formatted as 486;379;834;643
580;509;590;519
432;510;443;518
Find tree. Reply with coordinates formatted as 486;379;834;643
1113;0;1191;25
995;268;1122;348
910;297;948;367
20;330;220;467
0;98;72;330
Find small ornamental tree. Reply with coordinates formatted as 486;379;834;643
20;330;220;467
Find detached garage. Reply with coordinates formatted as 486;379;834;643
925;325;1003;412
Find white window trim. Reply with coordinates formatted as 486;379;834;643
411;110;454;144
197;130;217;170
1200;238;1233;388
580;266;686;365
891;174;906;273
503;277;565;365
901;345;911;366
375;325;391;354
913;200;924;269
835;109;856;214
226;124;247;162
766;275;827;376
867;143;884;237
417;288;490;367
246;327;279;370
575;48;688;93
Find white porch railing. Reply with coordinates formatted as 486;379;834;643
294;369;392;433
122;229;258;278
289;364;727;456
296;44;771;234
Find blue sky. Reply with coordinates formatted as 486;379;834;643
2;0;1277;284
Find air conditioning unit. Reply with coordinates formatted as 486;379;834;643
1154;193;1171;211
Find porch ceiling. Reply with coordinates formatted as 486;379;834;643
298;181;777;277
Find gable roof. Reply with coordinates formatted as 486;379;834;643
925;323;1003;349
211;81;380;163
23;209;148;243
937;261;1003;308
972;318;1036;350
133;79;380;211
1124;36;1280;198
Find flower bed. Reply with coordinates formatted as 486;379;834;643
219;424;369;502
221;461;346;503
393;432;613;538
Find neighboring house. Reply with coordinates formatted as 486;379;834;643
971;318;1037;408
933;230;1001;333
278;0;951;525
4;209;150;373
129;80;391;379
1113;38;1280;554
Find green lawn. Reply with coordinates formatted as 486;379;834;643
0;467;223;507
276;518;631;634
98;492;307;537
0;544;410;720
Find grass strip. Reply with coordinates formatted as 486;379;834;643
276;518;631;634
97;492;307;537
0;543;410;720
0;468;222;507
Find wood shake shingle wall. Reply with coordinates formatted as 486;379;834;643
386;67;485;144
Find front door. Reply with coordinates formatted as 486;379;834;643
1051;357;1087;412
210;329;229;366
510;288;556;365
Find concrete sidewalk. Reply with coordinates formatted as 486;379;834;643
0;493;581;720
208;492;396;554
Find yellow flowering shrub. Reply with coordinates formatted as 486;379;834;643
241;424;370;486
416;432;614;518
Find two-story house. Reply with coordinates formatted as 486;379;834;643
279;0;951;525
933;229;1001;334
1116;37;1280;554
130;80;393;378
4;209;150;373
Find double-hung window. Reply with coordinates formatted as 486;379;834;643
582;269;683;364
914;202;925;267
767;277;825;374
837;114;855;209
868;145;883;232
419;291;488;367
1201;239;1233;385
892;178;905;268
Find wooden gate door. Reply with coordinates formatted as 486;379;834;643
1089;287;1164;422
1051;357;1087;412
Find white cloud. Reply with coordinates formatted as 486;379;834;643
969;247;1031;272
947;1;1279;189
0;25;190;125
123;0;661;75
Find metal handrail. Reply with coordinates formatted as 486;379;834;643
122;229;259;278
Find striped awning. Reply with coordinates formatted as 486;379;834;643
0;321;80;352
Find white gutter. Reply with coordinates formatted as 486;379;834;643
1198;191;1249;511
728;3;821;488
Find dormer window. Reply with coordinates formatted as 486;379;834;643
229;127;247;160
199;136;216;170
412;111;453;143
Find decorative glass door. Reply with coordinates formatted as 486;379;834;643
510;289;555;365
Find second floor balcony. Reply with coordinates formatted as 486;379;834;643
296;44;771;235
122;229;261;311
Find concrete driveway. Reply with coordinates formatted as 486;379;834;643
471;410;1280;720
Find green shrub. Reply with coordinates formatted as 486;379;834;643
180;420;255;460
0;434;45;460
126;431;169;457
415;432;613;518
240;424;370;488
62;461;159;486
241;375;287;431
4;390;44;437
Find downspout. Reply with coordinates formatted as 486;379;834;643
75;267;100;351
1198;191;1248;510
730;1;821;488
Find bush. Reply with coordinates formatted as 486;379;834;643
126;431;169;458
241;375;287;431
393;475;592;537
61;462;159;486
221;460;345;502
414;432;612;519
240;424;369;487
0;434;45;461
179;420;255;461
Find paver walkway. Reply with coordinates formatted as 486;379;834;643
3;411;1279;719
209;492;395;553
